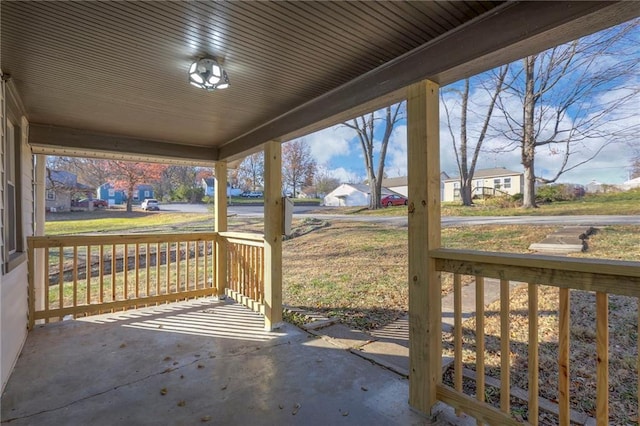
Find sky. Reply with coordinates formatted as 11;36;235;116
294;22;640;186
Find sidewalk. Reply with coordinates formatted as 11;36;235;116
291;225;597;425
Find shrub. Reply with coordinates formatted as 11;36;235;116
485;195;519;208
536;184;580;203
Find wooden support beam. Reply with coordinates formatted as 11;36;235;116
263;141;283;331
407;79;441;414
33;154;47;319
214;162;228;298
29;123;217;165
218;2;635;161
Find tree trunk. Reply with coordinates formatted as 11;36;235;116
521;56;538;208
127;183;134;212
460;178;473;206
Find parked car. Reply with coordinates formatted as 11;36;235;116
240;191;263;198
141;198;159;211
75;198;108;208
381;194;408;207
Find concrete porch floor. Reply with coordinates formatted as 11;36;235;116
1;299;457;425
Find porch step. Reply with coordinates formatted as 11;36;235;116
529;226;595;254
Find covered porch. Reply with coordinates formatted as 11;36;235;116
2;298;443;425
2;2;639;425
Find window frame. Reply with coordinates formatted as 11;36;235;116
3;89;26;273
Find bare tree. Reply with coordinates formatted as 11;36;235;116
442;66;509;206
47;156;111;189
495;21;639;208
312;164;341;198
236;152;264;191
630;156;640;180
344;102;404;209
282;139;316;197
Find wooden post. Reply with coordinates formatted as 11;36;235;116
407;79;441;414
31;154;46;328
263;141;283;331
214;162;228;298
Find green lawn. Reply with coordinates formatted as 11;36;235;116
45;210;214;235
320;189;640;217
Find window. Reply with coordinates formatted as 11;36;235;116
5;122;17;256
503;177;511;189
46;190;56;201
108;188;115;197
453;182;460;189
493;178;501;189
144;190;150;197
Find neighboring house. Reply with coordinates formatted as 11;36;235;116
202;178;215;197
621;177;640;191
97;183;125;206
442;167;523;202
97;183;154;205
45;169;92;212
133;184;154;201
382;172;450;200
323;183;397;207
202;178;242;197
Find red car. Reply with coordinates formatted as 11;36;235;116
381;194;408;207
75;198;108;208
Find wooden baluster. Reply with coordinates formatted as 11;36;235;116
476;276;485;426
45;248;50;323
72;245;78;310
186;241;190;292
59;245;64;310
123;243;128;300
251;246;256;300
204;240;209;289
195;240;200;289
135;243;140;299
86;245;91;306
558;287;570;426
176;242;181;294
156;242;160;296
146;243;150;297
454;273;462;416
500;279;511;415
166;242;171;294
528;283;539;425
596;292;609;426
111;244;116;302
99;245;104;303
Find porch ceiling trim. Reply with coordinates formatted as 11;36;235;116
219;1;637;161
29;124;217;166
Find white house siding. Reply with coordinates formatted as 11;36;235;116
323;184;369;207
443;170;523;202
1;88;33;391
387;185;408;197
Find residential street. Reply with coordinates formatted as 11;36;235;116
161;203;640;226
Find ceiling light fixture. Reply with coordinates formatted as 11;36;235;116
188;57;230;91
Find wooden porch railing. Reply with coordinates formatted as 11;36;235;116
27;233;220;328
222;232;265;315
27;232;268;328
430;248;640;425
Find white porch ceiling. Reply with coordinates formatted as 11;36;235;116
1;1;637;164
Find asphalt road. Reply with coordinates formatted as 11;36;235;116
160;203;640;226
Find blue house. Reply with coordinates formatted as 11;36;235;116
97;183;125;206
201;178;215;196
133;184;154;201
